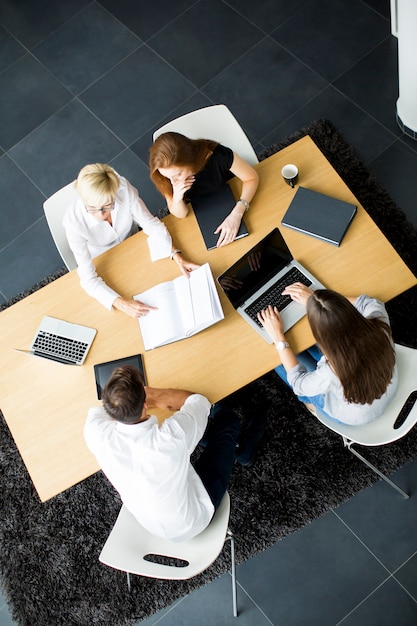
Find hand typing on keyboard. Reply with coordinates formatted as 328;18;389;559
257;305;285;343
282;282;314;306
257;283;315;338
244;273;313;328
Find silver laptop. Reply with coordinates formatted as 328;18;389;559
217;228;325;343
15;316;97;365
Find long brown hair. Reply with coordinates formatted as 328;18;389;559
149;132;218;198
307;290;395;404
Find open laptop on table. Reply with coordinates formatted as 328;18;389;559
14;316;96;365
217;227;325;343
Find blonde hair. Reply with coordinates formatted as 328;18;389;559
75;163;120;207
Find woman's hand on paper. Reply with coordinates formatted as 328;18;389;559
113;297;157;318
173;253;200;278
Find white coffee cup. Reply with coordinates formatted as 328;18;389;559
281;164;298;188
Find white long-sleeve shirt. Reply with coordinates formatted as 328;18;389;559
84;394;214;542
63;176;172;309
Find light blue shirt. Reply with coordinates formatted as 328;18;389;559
287;295;398;425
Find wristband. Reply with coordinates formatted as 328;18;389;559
275;341;290;352
170;249;181;260
238;198;250;212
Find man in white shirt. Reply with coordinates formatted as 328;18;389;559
63;163;198;317
84;365;240;542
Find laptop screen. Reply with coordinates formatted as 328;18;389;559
217;228;293;308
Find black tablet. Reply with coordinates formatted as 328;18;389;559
94;354;147;400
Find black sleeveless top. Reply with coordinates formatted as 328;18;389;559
185;144;234;203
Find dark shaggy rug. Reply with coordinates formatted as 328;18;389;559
1;119;417;626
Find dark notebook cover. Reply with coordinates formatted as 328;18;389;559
94;353;146;400
191;184;248;250
281;186;357;246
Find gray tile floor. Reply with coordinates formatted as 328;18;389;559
1;1;417;624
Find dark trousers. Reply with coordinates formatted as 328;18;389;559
193;401;240;510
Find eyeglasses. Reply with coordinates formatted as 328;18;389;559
85;202;115;214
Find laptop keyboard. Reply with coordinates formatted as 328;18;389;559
244;267;312;328
32;330;89;364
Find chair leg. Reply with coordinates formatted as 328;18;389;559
226;530;238;617
126;571;131;592
343;438;409;499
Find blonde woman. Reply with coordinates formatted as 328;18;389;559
63;163;197;318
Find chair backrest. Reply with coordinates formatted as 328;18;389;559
99;492;231;580
43;181;78;271
316;343;417;446
153;105;259;166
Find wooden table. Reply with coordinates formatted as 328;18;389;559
1;136;415;502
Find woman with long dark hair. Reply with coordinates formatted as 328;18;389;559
258;284;397;425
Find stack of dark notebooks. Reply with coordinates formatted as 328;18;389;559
191;184;248;250
281;186;357;246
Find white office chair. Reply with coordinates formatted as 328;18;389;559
153;104;259;166
316;343;417;499
99;491;238;617
43;181;78;270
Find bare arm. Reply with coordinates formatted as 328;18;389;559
144;387;195;411
229;153;259;206
112;296;157;318
215;153;259;247
166;175;195;217
171;250;200;277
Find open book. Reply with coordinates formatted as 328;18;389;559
133;263;224;350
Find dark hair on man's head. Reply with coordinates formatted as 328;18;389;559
307;289;395;405
102;365;146;424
